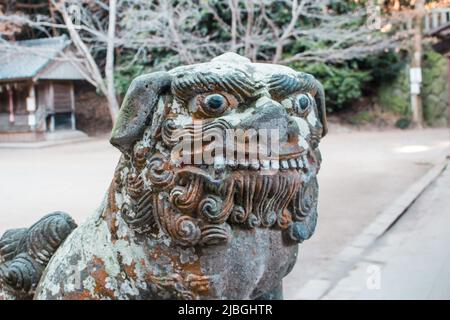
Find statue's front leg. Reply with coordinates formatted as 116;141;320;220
0;212;77;300
0;228;43;300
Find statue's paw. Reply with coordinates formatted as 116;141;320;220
0;253;43;296
0;228;28;263
26;211;77;265
0;211;77;299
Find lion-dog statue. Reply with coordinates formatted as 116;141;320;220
0;53;326;300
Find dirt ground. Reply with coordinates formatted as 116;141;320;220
0;127;448;297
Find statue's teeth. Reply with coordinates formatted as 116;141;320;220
289;158;297;168
261;160;270;170
280;160;289;169
250;159;260;170
227;159;237;169
238;159;249;169
270;160;280;170
218;157;307;171
302;155;308;166
297;157;304;168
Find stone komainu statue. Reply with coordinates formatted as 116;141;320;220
0;53;326;300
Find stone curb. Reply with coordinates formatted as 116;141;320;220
293;158;448;300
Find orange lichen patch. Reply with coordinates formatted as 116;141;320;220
63;289;97;300
175;248;211;297
180;255;202;274
185;273;210;293
90;256;117;299
141;243;211;299
173;249;211;297
107;182;120;213
104;211;118;242
148;246;173;265
100;183;121;242
279;209;292;229
186;270;211;297
123;260;137;279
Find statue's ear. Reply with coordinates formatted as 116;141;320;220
313;79;327;137
110;72;172;154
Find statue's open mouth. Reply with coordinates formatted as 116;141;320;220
153;148;312;241
171;145;308;172
173;154;307;171
163;118;308;172
143;139;319;243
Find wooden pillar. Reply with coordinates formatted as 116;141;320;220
49;81;55;133
27;84;37;129
50;115;55;132
7;85;14;123
70;82;76;130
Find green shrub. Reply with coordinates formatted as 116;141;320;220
356;50;406;87
290;61;372;113
289;50;407;114
377;67;410;116
422;49;448;126
347;110;376;125
395;118;411;129
377;48;448;126
115;63;150;96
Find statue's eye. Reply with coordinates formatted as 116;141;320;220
200;93;229;116
294;94;311;116
205;94;227;110
191;92;237;118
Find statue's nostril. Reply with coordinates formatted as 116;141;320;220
287;119;300;142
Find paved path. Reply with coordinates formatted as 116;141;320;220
323;162;450;299
0;137;120;234
0;128;448;298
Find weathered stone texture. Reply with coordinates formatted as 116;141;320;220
1;53;326;300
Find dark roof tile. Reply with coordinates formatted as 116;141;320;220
0;35;70;81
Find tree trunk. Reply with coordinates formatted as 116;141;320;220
229;0;237;52
57;0;119;126
48;0;59;36
410;0;424;128
105;0;119;123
